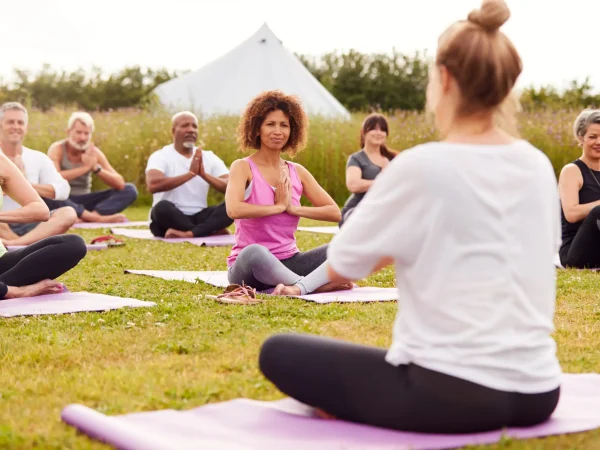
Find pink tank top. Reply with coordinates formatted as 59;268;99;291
227;158;302;267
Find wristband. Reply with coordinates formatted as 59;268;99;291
93;164;102;174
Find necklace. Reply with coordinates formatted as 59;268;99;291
587;165;600;189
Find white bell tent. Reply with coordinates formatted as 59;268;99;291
153;23;350;119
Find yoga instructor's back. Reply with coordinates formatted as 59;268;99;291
258;0;562;434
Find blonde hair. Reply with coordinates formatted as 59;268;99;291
436;0;522;116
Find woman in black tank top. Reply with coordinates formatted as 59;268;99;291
558;109;600;268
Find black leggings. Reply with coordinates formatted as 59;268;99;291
150;200;234;238
0;234;87;299
560;205;600;268
259;333;560;434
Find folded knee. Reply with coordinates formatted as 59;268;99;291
54;207;78;227
153;200;175;217
63;234;88;260
239;244;271;265
591;205;600;219
259;334;295;378
123;183;138;199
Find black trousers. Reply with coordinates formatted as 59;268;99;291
259;333;560;434
149;200;234;238
0;234;87;299
560;205;600;268
44;183;138;217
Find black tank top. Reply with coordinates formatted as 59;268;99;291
560;159;600;250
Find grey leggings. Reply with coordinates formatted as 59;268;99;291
228;244;329;294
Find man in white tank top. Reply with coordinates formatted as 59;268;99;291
0;102;77;245
45;112;138;223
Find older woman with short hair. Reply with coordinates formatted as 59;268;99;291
558;109;600;268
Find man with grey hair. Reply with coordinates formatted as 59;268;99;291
46;112;138;223
0;102;77;245
145;111;233;238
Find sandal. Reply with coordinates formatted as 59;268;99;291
90;235;125;247
206;283;262;305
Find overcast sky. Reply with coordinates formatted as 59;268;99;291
2;0;598;93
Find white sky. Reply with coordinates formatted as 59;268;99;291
1;0;598;93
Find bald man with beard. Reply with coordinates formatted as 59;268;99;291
145;111;233;238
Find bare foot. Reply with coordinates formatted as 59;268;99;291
165;228;194;239
273;284;302;296
313;281;354;294
82;211;128;223
96;213;128;223
5;280;65;298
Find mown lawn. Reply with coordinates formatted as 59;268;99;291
0;206;599;449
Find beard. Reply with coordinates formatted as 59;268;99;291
182;141;195;149
68;137;91;151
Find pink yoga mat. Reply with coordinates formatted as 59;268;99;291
0;292;154;317
61;373;600;450
111;228;235;247
124;270;397;303
6;243;108;251
297;226;339;235
72;221;149;230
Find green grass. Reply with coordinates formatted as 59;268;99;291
1;205;599;449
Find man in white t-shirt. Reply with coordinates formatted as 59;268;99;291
145;111;233;238
0;102;77;246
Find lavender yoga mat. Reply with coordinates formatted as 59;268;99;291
124;270;397;303
0;292;155;317
72;221;149;230
297;226;339;234
6;243;108;251
111;228;235;247
61;373;600;450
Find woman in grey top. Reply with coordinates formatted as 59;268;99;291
339;114;397;227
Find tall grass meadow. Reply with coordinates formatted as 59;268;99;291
23;107;583;205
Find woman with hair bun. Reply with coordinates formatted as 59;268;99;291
258;0;562;433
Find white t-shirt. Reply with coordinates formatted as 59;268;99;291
327;140;562;394
145;144;229;215
2;146;71;212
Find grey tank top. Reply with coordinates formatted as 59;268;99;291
60;140;91;195
341;150;388;213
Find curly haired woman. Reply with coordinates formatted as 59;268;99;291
224;90;349;296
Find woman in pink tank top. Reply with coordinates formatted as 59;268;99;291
224;90;351;296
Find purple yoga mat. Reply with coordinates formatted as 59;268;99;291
110;228;235;247
72;221;150;229
61;373;600;450
124;270;397;303
297;226;339;235
0;292;155;317
6;243;108;252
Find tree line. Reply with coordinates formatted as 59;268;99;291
0;52;597;112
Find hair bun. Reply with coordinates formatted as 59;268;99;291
468;0;510;32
